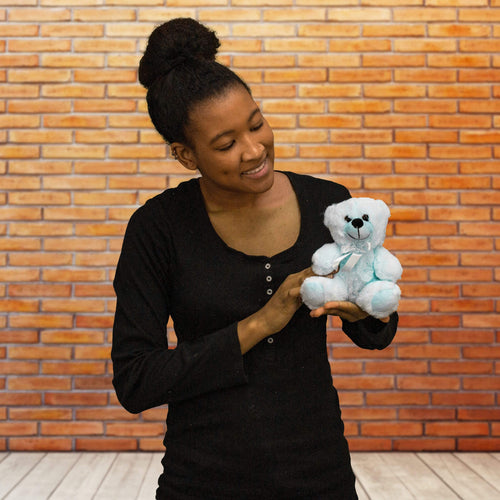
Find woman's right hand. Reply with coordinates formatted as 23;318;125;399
237;267;315;354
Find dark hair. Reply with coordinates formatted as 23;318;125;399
138;18;251;147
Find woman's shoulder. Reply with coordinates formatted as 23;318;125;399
282;171;351;203
125;177;200;237
132;177;199;218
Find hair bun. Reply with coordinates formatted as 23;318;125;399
139;18;220;89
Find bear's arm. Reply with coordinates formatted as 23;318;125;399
311;243;343;275
373;247;403;282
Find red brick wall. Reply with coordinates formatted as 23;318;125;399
1;2;499;452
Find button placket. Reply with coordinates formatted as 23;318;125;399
264;262;273;296
263;261;276;359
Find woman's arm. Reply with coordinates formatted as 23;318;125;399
309;301;398;350
341;312;398;350
111;210;248;414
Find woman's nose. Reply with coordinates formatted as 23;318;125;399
241;136;264;161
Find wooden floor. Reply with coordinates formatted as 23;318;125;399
0;452;499;499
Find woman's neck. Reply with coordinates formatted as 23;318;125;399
200;172;300;257
199;171;287;214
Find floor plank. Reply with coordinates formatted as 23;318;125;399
1;451;499;499
354;478;370;500
379;453;459;499
49;452;117;500
4;453;79;500
351;452;459;500
93;452;154;500
0;453;46;498
455;453;500;492
136;453;164;499
351;453;416;499
418;452;500;500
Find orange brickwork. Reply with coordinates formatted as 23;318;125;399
1;1;499;452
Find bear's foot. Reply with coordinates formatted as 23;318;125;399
301;276;349;310
357;281;401;319
300;277;327;310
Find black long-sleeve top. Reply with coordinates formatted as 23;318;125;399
112;172;398;499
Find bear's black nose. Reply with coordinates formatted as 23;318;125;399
351;218;364;229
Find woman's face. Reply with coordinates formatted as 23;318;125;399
177;84;275;200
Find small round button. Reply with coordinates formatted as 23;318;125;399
266;289;273;295
266;276;272;282
265;263;271;270
267;337;274;344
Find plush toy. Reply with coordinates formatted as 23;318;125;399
300;197;402;319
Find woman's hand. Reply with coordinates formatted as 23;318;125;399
262;266;316;332
310;301;390;323
237;267;315;354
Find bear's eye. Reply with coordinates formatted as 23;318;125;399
345;216;352;223
362;214;369;221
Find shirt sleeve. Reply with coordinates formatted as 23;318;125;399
341;312;398;350
111;206;248;414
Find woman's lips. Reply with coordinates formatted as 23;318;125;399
242;157;268;176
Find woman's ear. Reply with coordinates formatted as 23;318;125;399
170;142;197;171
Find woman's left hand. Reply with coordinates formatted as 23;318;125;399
310;301;390;323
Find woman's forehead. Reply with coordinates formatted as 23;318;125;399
188;86;260;140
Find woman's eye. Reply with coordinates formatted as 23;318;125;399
251;122;264;132
218;141;235;151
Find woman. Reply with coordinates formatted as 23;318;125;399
111;18;398;499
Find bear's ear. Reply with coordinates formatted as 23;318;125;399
369;199;391;246
324;201;350;243
324;203;338;227
375;199;391;220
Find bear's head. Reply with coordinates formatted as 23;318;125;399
324;197;391;252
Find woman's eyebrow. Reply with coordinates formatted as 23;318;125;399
209;107;261;145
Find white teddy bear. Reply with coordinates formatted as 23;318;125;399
300;197;402;319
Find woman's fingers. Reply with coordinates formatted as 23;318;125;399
310;301;369;322
288;267;314;298
297;266;316;282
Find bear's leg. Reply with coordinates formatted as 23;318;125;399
300;276;348;310
357;281;401;319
